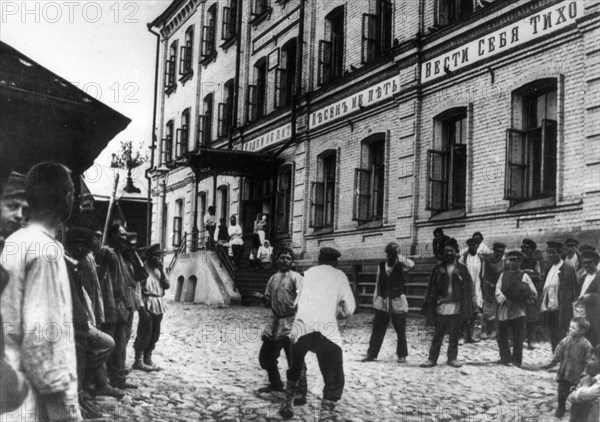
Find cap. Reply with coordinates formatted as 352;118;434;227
506;250;524;260
126;232;138;246
385;242;400;254
319;247;341;262
521;238;537;250
581;250;600;262
579;244;597;253
1;171;26;198
466;238;478;246
547;240;563;250
492;242;507;250
65;227;95;247
565;238;579;246
444;238;459;252
145;243;163;257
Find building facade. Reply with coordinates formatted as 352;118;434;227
149;0;600;263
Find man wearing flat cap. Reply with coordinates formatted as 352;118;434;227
280;247;355;421
479;242;506;340
540;240;579;352
459;237;484;343
133;243;170;372
362;242;414;363
495;250;537;367
579;245;600;275
0;171;27;252
574;251;600;346
521;239;543;350
564;238;581;272
421;238;476;368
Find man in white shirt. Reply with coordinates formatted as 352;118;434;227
459;238;483;343
203;206;216;250
279;247;356;421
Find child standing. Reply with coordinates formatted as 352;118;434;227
542;317;593;418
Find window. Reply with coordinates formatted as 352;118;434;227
217;185;229;221
362;0;392;63
426;109;468;212
202;4;217;60
276;164;293;234
248;59;267;122
161;202;168;249
251;0;270;19
165;41;177;90
173;199;183;247
201;93;214;145
353;135;385;222
176;109;190;157
222;0;238;41
311;151;336;229
180;26;194;76
161;120;174;163
505;79;557;202
198;191;207;247
218;80;234;138
437;0;474;26
319;6;344;86
275;40;297;108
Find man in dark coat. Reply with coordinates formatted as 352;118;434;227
432;228;450;261
576;251;600;346
421;238;475;368
521;238;543;350
540;240;580;352
480;242;506;340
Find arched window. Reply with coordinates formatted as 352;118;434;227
162;120;174;163
248;58;267;122
177;109;190;157
202;4;217;59
319;6;344;85
165;41;177;89
311;150;337;229
201;93;214;145
218;79;235;138
217;185;229;221
354;134;385;222
222;0;238;41
173;198;184;247
275;39;297;108
362;0;392;63
180;26;194;75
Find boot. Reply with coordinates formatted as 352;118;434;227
294;368;308;406
319;399;340;421
279;379;299;419
144;352;161;371
133;350;154;372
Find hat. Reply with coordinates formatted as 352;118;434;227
94;230;103;238
521;238;537;250
65;227;95;247
145;243;163;257
466;238;478;246
547;240;563;250
319;247;341;262
565;238;579;246
1;171;25;198
579;244;597;253
126;232;138;246
506;250;524;260
385;242;400;254
492;242;506;250
444;238;459;252
581;250;600;262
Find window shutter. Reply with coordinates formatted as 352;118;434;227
217;103;226;138
275;190;285;232
426;149;447;211
164;60;172;88
504;129;528;201
175;129;183;158
181;125;189;154
164;136;173;163
202;26;210;57
541;118;557;197
160;138;168;164
173;217;182;247
274;68;287;109
362;14;378;64
353;168;371;221
310;182;325;228
208;20;216;55
185;41;192;72
318;40;332;86
179;46;187;75
222;7;231;40
197;115;205;147
246;85;257;123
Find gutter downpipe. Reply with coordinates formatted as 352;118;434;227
145;23;161;246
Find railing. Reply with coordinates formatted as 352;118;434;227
214;243;236;286
167;232;187;275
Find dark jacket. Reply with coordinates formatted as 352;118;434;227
422;260;474;326
376;261;406;299
432;235;450;261
96;246;131;323
578;271;600;346
481;254;504;303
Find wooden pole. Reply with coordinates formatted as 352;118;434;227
102;173;120;245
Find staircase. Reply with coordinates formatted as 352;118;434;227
235;267;275;306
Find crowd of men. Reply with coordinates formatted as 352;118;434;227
0;163;170;422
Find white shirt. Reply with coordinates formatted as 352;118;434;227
462;253;483;308
228;224;244;245
292;265;356;345
580;272;597;298
541;260;563;312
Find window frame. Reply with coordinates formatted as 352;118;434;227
202;4;217;62
353;135;385;223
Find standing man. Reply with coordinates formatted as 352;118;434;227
134;243;170;371
228;216;244;270
421;238;475;368
253;248;306;403
0;171;27;251
204;206;217;250
1;162;82;421
540;240;579;352
362;242;414;363
432;228;450;261
279;247;355;420
521;238;543;350
459;238;484;343
495;250;537;368
564;238;581;272
575;250;600;346
96;224;137;390
480;242;506;340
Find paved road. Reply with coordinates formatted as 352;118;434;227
94;300;563;421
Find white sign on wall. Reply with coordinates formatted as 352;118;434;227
309;75;402;130
243;123;293;152
421;0;580;83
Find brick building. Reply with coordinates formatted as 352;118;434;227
148;0;600;270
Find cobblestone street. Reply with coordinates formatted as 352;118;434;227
94;299;562;422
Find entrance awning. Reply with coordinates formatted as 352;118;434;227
188;147;282;180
